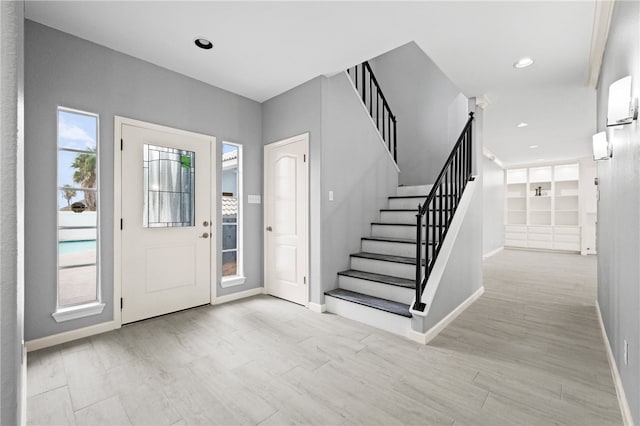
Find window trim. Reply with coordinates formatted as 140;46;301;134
220;141;245;287
53;106;103;322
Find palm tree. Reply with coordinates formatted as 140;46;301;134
61;184;76;208
71;148;97;210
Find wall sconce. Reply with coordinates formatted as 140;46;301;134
592;131;612;160
607;76;638;126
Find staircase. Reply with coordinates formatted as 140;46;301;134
325;184;435;335
328;60;476;338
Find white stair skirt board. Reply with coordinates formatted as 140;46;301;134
408;286;484;345
397;185;433;196
350;257;419;280
308;302;326;313
361;239;418;258
597;301;634;426
338;274;414;304
325;295;412;336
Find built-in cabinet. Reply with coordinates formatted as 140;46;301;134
505;163;581;252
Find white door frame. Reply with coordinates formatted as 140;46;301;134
114;116;217;326
263;133;310;307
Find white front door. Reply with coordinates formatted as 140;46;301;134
120;122;213;324
264;134;309;306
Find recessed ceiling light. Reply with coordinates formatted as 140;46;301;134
513;57;534;69
194;37;213;50
516;122;529;128
529;145;539;149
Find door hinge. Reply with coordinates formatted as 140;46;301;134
120;138;123;151
304;276;306;284
120;298;123;310
120;218;123;230
303;154;306;162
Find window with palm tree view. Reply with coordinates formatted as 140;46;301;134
57;108;99;308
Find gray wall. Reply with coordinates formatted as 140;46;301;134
321;72;399;296
422;180;483;332
262;72;399;304
482;156;504;256
595;0;640;423
262;77;324;304
24;21;263;340
368;42;469;185
1;1;25;423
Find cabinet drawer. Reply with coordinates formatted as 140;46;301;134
528;226;552;234
553;242;580;251
506;232;527;241
554;234;580;243
505;225;527;233
554;226;580;235
528;233;552;241
505;239;527;248
528;241;553;249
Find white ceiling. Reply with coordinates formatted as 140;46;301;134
25;1;599;166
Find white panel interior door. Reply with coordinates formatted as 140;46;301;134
265;135;308;306
121;123;213;324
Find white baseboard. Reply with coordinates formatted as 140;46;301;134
308;302;326;313
408;286;485;345
212;287;264;305
25;320;120;352
21;345;27;425
483;246;504;260
596;301;634;426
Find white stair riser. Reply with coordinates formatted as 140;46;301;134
325;296;412;336
389;196;456;210
338;275;414;304
380;211;447;225
397;185;432;196
361;239;418;258
350;257;421;280
372;224;435;241
389;197;426;209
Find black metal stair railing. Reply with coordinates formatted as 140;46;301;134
413;112;474;312
347;61;398;163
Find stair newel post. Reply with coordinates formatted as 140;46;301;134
414;205;425;311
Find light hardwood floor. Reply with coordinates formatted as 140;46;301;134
27;249;623;425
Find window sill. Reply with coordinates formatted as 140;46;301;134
52;302;106;323
220;275;246;288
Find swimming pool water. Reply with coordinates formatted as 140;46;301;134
59;240;96;254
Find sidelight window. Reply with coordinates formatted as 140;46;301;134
54;107;105;321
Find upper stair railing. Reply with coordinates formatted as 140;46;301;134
413;112;474;312
347;61;398;163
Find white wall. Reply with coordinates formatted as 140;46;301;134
482;156;504;256
0;1;25;424
595;0;640;423
368;42;469;185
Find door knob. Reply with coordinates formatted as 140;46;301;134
203;221;209;227
199;232;210;239
266;226;272;232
